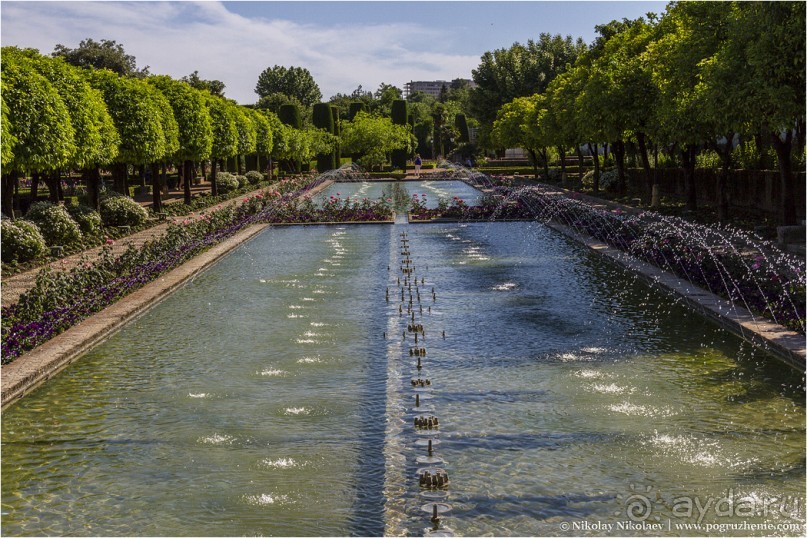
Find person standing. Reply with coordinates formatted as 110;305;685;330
414;154;422;178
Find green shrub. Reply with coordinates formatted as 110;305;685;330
245;170;263;186
216;172;240;194
25;201;83;247
581;168;619;192
66;204;103;237
99;195;148;227
1;219;47;263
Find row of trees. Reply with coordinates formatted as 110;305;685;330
485;2;805;224
1;46;418;219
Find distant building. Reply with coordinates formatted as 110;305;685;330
403;79;476;99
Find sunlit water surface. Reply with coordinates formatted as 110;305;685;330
2;211;804;537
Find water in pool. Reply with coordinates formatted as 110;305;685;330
2;217;803;536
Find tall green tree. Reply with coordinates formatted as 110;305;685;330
470;34;586;147
148;75;213;204
340;111;412;171
255;65;322;107
205;95;239;195
492;95;551;179
182;70;226;96
1;50;75;217
718;1;806;224
53;38;149;77
23;50;120;204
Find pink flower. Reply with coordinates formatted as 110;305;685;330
106;239;115;245
751;263;761;270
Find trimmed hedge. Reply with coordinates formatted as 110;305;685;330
245;170;263;186
66;204;103;238
1;219;47;263
216;172;240;194
25;202;83;247
99;195;148;227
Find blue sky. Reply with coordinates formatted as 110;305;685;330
1;1;666;104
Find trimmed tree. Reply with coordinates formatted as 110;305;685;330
1;49;75;218
391;99;409;170
312;103;336;171
147;75;213;204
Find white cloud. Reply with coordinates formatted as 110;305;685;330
1;1;480;103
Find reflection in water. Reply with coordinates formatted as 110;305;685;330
1;216;804;537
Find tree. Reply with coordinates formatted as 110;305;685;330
720;2;806;225
648;2;733;211
89;69;170;198
147;75;213;204
250;109;274;176
232;105;257;174
469;34;586;147
182;70;225;96
312;102;336;171
53;38;149;77
340;111;412;171
491;95;551;179
373;83;403;115
23;50;120;204
1;50;75;217
254;65;322;107
206;95;239;195
583;18;659;195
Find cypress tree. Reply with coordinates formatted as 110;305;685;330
455;113;470;143
348;102;366;120
391;99;408;170
278;103;302;172
312;102;335;171
331;106;341;169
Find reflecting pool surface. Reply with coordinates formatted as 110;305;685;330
2;216;804;536
311;179;481;208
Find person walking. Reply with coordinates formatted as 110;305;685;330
414;154;422;178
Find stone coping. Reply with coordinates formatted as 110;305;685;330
547;222;806;371
1;223;269;410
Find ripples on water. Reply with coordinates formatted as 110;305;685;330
1;216;803;537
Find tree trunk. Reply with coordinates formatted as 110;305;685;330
44;170;61;203
557;146;567;184
151;162;162;213
587;142;600;194
527;148;540;179
200;160;207;182
210;158;219;196
602;142;609;164
636;132;653;202
138;164;147;188
83;167;102;212
652;144;661;209
712;132;734;223
161;163;168;193
576;145;584;179
539;147;550;179
31;171;41;202
2;172;17;218
613;140;626;195
111;163;127;195
770;130;797;225
268;157;274;182
681;144;698;211
183;159;193;205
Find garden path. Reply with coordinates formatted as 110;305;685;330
1;185;270;308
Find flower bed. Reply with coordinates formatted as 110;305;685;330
1;176;328;364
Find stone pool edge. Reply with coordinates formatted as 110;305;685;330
547;222;806;372
1;223;270;410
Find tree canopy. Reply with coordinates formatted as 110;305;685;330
254;65;322;107
53;38;149;78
